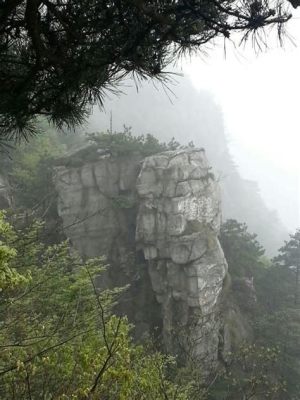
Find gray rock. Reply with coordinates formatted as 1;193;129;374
167;214;187;236
175;181;190;197
136;149;227;368
54;147;229;372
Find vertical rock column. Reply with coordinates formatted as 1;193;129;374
136;149;227;366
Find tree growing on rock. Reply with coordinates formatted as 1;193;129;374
0;0;295;142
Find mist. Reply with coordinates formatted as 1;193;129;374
84;11;300;254
84;74;288;254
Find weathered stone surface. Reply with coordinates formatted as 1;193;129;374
54;150;162;337
136;149;227;367
55;147;230;371
55;152;141;258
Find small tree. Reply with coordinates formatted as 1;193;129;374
274;229;300;306
220;219;265;279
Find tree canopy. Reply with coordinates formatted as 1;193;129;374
274;229;300;306
0;0;296;142
220;218;265;279
0;212;193;399
220;219;300;398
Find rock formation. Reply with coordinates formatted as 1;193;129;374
55;152;142;258
54;151;161;337
88;80;288;255
54;147;228;368
136;149;227;365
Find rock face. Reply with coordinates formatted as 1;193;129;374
55;152;141;259
136;149;227;365
54;151;161;337
54;148;228;367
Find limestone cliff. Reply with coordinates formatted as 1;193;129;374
136;149;227;365
54;150;162;337
54;148;230;368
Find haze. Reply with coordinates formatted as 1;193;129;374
184;8;300;232
89;9;300;233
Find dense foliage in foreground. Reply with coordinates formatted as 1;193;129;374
1;214;299;398
0;213;192;399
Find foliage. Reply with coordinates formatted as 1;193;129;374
87;128;179;157
171;340;287;400
207;344;286;400
7;128;64;221
56;129;184;169
0;213;191;399
273;229;300;306
254;310;300;399
0;1;293;141
252;229;300;398
0;211;30;290
220;219;265;279
254;262;295;312
220;219;300;399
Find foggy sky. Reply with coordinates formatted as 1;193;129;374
89;7;300;233
183;8;300;231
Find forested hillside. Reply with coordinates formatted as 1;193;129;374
0;130;299;399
